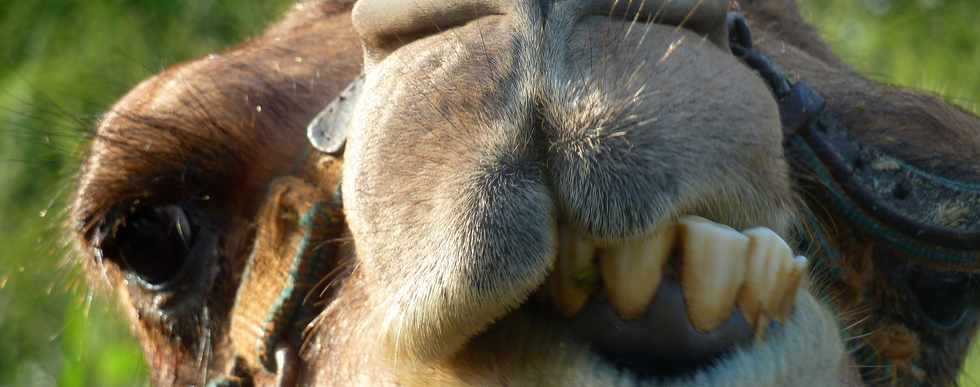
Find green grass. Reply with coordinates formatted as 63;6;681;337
801;0;979;113
0;1;977;386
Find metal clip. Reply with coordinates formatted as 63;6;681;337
307;75;365;156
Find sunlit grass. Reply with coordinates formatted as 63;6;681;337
801;0;980;114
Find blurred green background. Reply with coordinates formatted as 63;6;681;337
0;1;976;386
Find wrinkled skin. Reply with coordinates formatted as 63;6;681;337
69;1;980;386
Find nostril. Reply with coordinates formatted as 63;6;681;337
570;280;755;379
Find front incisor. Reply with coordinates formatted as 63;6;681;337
600;224;677;319
679;216;749;332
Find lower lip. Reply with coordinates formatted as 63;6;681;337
567;277;756;378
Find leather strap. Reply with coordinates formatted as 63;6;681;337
211;157;346;387
728;13;980;272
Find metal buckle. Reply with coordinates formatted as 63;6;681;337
307;75;365;156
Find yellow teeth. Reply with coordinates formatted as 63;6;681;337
736;229;810;338
739;227;793;334
599;224;677;319
549;225;597;317
678;216;749;332
548;216;809;338
776;255;809;322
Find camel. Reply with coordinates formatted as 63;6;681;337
69;1;980;385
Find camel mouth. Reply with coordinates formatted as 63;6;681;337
529;215;808;379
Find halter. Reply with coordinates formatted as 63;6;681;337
727;14;980;273
209;141;348;387
212;10;980;387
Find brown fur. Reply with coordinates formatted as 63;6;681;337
68;1;979;386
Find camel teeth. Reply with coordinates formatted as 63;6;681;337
739;227;793;334
678;216;749;332
600;224;676;319
754;315;770;341
774;255;809;323
549;225;597;317
548;216;807;333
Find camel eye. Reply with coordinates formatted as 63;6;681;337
907;270;977;330
109;205;195;287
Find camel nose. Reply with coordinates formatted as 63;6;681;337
353;0;731;68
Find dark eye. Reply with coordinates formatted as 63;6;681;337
907;270;976;330
109;205;195;287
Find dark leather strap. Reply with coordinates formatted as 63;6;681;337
210;158;346;387
728;13;980;271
